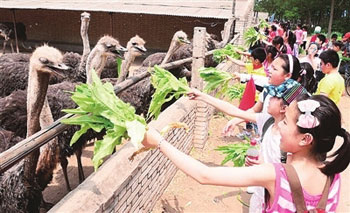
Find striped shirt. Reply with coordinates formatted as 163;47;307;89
265;163;341;213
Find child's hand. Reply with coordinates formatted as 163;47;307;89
187;88;206;101
142;127;163;149
245;157;260;167
222;118;241;137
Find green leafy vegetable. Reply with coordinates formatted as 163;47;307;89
213;44;245;63
148;65;191;119
199;67;235;97
117;58;122;76
215;142;251;167
258;19;269;30
225;84;246;101
243;27;266;48
61;70;146;170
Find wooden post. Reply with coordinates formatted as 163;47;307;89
11;9;19;53
191;27;210;149
191;27;206;90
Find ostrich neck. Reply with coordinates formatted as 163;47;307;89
117;52;135;83
86;48;106;84
78;18;91;73
25;67;50;184
161;40;179;65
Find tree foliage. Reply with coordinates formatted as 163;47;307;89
255;0;350;34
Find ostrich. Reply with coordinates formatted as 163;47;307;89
140;30;190;69
168;33;220;79
116;35;147;84
0;45;69;212
86;35;127;84
0;22;31;53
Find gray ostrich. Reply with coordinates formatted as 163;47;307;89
0;45;69;213
85;35;127;84
117;35;146;83
168;33;220;79
140;30;190;69
0;12;91;98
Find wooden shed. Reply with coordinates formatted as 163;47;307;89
0;0;244;53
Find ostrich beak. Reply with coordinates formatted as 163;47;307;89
47;62;70;78
179;38;191;44
135;46;147;55
110;46;127;60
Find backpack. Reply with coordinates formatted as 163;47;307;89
261;117;287;163
282;164;333;213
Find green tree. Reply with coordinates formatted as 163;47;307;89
255;0;350;36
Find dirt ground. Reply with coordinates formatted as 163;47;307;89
42;95;350;212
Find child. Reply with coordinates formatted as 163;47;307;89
142;94;350;212
299;62;317;93
315;34;327;55
301;26;308;50
299;42;320;72
186;79;308;212
223;54;302;137
294;24;303;48
315;50;345;105
263;45;278;77
327;33;338;50
229;47;266;78
227;47;266;139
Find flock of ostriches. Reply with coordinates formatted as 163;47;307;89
0;12;219;212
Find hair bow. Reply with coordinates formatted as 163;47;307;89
300;69;307;76
296;100;320;129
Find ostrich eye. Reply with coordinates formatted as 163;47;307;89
106;43;113;48
39;57;49;64
178;37;184;40
132;42;137;46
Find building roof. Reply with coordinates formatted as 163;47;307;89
0;0;250;19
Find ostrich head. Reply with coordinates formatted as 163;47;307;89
127;35;147;57
173;30;191;46
30;45;69;77
96;35;127;60
81;11;90;21
161;31;190;65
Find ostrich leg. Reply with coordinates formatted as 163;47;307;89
60;156;72;191
75;148;85;183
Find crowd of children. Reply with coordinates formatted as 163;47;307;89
140;22;350;212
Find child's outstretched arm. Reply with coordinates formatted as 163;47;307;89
187;89;257;123
142;127;275;188
226;55;245;67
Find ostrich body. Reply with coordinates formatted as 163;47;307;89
0;128;23;153
0;45;69;212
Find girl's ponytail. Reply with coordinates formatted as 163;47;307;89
296;95;350;176
322;128;350;176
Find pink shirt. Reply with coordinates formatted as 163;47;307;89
295;29;303;44
265;163;341;213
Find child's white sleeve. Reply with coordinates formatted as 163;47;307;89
239;74;269;87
